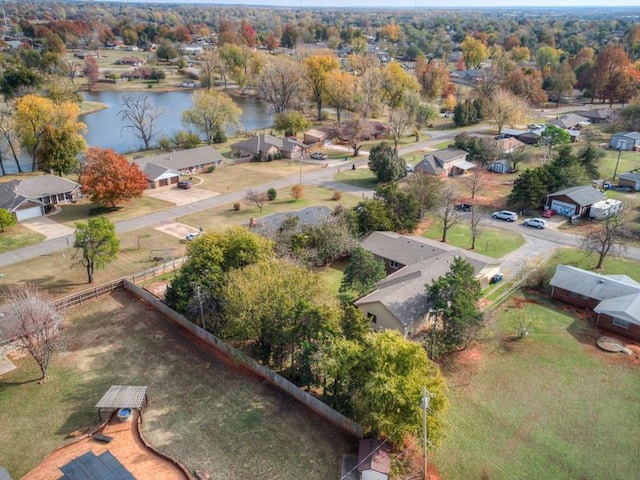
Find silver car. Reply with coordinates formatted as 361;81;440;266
492;210;519;222
523;218;548;229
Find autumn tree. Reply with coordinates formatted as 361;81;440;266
84;56;100;90
546;61;577;106
118;92;164;150
593;44;637;106
258;55;304;113
380;62;420;110
7;284;62;383
485;88;529;134
502;68;548;106
580;214;630;270
182;89;241;144
36;124;87;176
73;217;119;284
198;50;220;90
305;53;340;120
80;147;148;208
326;70;355;124
14;94;86;171
415;56;450;101
461;36;488;70
535;45;561;73
273;110;310;137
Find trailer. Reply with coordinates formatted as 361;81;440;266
588;199;623;219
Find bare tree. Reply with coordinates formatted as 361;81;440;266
437;186;461;243
257;56;304;114
0;104;22;173
465;167;489;200
118;93;165;150
388;106;413;151
7;284;62;383
580;214;630;269
469;204;484;250
198;50;221;90
405;173;444;217
244;189;269;212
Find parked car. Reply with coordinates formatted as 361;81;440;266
541;209;556;218
492;210;518;222
454;203;472;212
310;152;328;160
523;218;548;229
177;180;193;189
491;273;504;284
185;232;201;241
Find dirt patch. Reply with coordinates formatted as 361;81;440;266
145;281;170;301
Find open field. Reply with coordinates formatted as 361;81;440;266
0;223;46;253
0;291;356;479
334;168;377;190
421;218;525;258
432;292;640;480
178;185;356;231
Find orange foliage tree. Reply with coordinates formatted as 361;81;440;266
80;147;147;208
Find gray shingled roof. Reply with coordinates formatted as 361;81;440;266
415;148;468;175
0;179;24;211
613;131;640;140
547;185;605;206
252;206;333;238
550;113;589;129
143;162;180;181
133;145;224;172
550;264;640;301
14;175;80;199
594;294;640;325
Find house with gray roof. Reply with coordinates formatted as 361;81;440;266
415;148;474;177
355;232;500;337
550;264;640;340
231;133;306;160
132;145;224;188
609;131;640;151
250;206;333;238
0;175;82;222
549;113;590;130
574;108;615;124
544;185;606;217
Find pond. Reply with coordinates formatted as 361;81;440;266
2;90;274;174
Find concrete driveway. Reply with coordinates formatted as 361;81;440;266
145;186;221;206
154;222;201;240
22;216;75;240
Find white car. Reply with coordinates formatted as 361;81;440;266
523;218;548;229
492;210;519;222
185;232;201;241
310;152;328;160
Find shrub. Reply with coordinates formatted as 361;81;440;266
208;165;216;173
184;132;201;148
267;188;277;200
158;135;171;151
290;184;304;200
233;202;241;211
331;190;342;201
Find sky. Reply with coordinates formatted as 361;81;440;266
109;0;640;7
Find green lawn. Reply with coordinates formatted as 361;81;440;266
596;148;640;179
542;247;640;283
422;219;525;258
0;292;355;478
0;224;46;254
318;259;347;295
432;292;640;480
334;168;378;190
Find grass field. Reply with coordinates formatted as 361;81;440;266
334;168;378;190
431;292;640;480
0;292;356;478
542;247;640;283
0;224;46;254
421;218;525;258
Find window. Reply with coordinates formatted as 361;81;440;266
367;312;377;324
612;318;630;329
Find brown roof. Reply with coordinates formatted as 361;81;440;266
357;438;391;475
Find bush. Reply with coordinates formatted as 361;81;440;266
233;202;241;211
184;132;201;148
331;190;342;201
208;165;216;173
158;135;171;151
267;188;277;200
290;184;304;200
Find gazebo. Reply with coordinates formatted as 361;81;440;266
95;385;148;422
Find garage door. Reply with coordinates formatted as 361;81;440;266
550;200;576;217
16;206;43;221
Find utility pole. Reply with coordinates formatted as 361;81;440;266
194;284;205;329
422;387;434;480
613;148;622;181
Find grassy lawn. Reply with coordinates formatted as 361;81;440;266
178;185;358;232
422;219;525;258
598;148;640;179
318;259;347;295
432;292;640;480
334;168;378;190
0;224;46;254
0;228;186;296
0;292;356;478
53;196;175;227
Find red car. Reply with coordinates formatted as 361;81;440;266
541;209;556;218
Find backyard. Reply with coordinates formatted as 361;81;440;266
431;291;640;480
0;291;356;479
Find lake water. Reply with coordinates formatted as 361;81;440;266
3;90;274;174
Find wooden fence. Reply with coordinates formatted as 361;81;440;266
123;280;364;439
52;258;186;312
